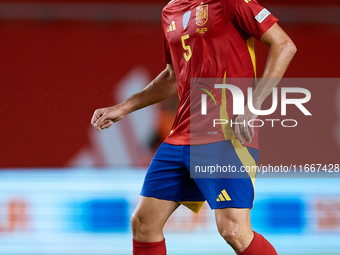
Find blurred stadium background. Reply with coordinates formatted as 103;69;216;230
1;0;340;254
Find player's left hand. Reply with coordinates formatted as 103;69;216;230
234;105;258;145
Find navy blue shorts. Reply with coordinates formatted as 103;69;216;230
141;139;259;213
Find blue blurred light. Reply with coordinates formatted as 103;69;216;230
81;199;129;233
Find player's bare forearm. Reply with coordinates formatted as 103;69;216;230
91;64;177;131
252;23;297;108
234;23;296;145
122;64;177;115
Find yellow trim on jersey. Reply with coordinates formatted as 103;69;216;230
246;37;257;79
220;71;236;140
231;139;257;188
179;201;205;214
220;72;256;188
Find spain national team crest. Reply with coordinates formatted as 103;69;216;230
195;5;208;26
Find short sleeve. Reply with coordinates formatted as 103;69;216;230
163;32;172;64
221;0;279;40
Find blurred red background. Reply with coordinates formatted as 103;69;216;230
0;0;339;168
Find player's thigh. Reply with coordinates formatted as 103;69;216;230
132;196;180;230
141;142;205;213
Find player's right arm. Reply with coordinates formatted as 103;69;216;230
91;64;177;131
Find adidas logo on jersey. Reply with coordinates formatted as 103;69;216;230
167;20;176;32
216;189;231;202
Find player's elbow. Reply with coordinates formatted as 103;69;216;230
280;38;297;59
285;40;297;57
165;66;177;85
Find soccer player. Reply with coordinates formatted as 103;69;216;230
91;0;296;254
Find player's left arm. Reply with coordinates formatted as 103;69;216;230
234;23;297;145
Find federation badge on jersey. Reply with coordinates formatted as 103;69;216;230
183;11;191;30
195;5;208;26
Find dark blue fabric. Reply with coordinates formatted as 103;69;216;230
141;141;259;209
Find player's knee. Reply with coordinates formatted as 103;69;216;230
131;212;155;237
131;213;138;232
218;225;239;246
131;212;143;236
216;216;242;246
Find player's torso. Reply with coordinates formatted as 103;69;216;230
162;0;256;146
162;0;230;89
162;0;255;100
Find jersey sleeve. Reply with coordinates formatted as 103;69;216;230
162;32;172;64
220;0;278;40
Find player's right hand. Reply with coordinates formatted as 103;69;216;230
91;104;127;131
234;104;257;145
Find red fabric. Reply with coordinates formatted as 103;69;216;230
162;0;278;147
221;0;279;40
133;239;167;255
239;232;277;255
162;31;172;64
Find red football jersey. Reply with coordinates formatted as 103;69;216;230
162;0;278;148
